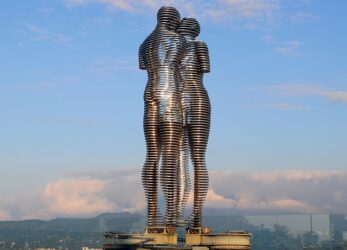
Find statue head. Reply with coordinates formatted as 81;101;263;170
176;17;200;38
157;6;181;31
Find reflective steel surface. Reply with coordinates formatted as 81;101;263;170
139;7;211;228
177;17;211;228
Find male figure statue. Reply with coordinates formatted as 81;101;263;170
139;6;186;227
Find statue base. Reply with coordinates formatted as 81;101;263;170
103;227;252;250
144;226;178;245
186;228;252;250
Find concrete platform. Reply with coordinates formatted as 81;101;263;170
186;230;252;250
103;227;252;250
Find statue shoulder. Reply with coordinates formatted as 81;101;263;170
139;37;151;70
195;40;210;73
195;40;208;50
195;40;209;57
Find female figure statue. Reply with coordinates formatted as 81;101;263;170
177;17;211;228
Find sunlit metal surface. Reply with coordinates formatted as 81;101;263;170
177;17;211;228
139;7;211;228
139;6;185;227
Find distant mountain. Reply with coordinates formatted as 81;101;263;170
0;211;260;239
0;209;310;233
0;212;145;233
203;207;311;216
0;212;146;249
0;212;345;249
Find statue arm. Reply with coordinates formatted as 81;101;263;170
196;41;210;74
139;45;146;70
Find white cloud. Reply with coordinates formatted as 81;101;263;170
67;0;134;11
205;189;237;208
332;190;346;202
267;198;316;212
65;0;282;26
39;169;145;218
38;7;56;17
210;170;347;213
266;84;347;104
64;0;316;29
90;57;136;73
290;12;316;23
260;36;303;56
43;179;114;216
243;102;309;111
16;76;81;91
1;169;347;220
217;0;279;18
275;40;302;56
66;0;184;13
26;24;72;44
0;210;11;220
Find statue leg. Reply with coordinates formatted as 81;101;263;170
189;97;211;228
159;121;182;226
142;102;160;227
176;127;190;225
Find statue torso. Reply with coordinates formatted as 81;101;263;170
140;26;186;122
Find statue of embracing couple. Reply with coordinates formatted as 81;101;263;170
139;6;211;229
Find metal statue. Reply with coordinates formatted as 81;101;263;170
139;7;211;228
139;6;186;227
177;17;211;228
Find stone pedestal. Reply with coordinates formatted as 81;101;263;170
143;227;177;245
103;228;252;250
186;229;252;250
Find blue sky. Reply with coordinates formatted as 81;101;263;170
1;0;347;220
